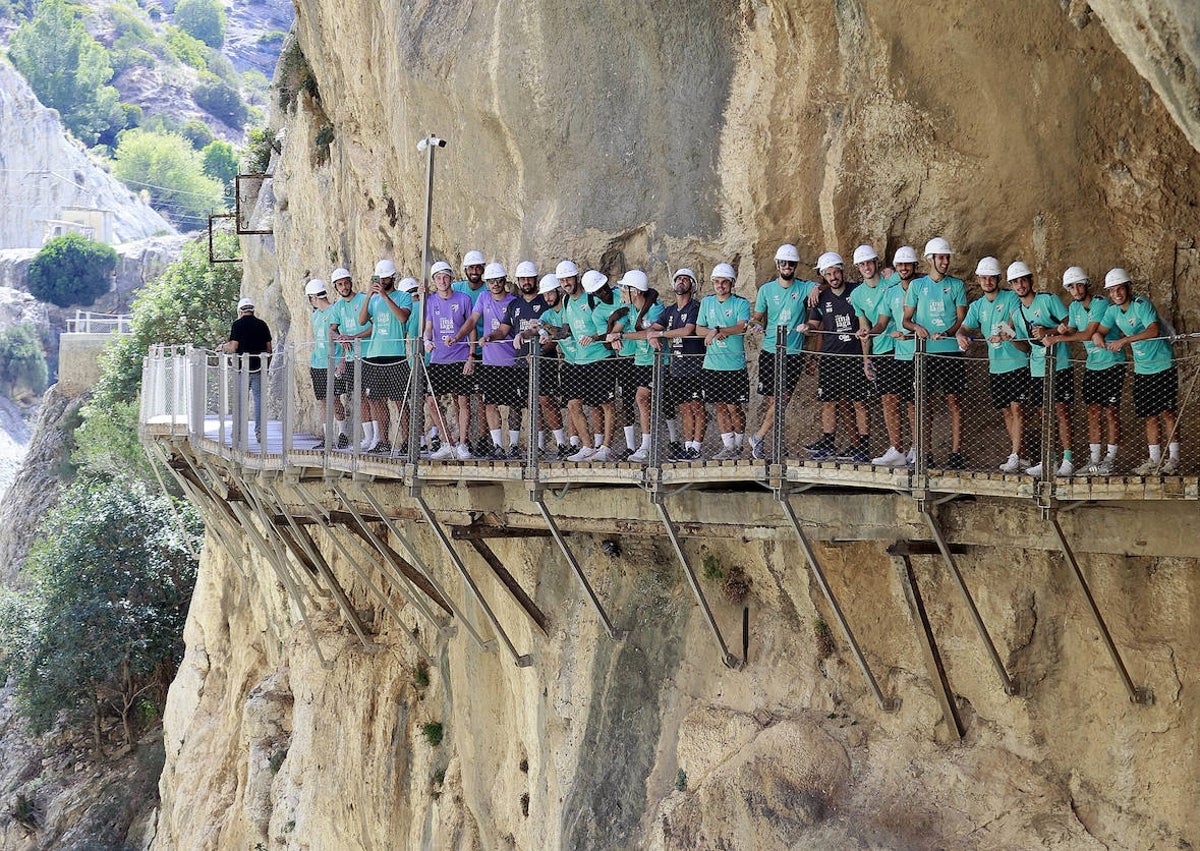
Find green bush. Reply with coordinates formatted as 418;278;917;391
201;140;238;195
7;0;127;145
193;76;247;128
421;722;444;747
165;24;207;70
0;324;48;398
173;0;224;48
111;128;225;230
242;125;275;174
180;118;214;149
27;233;118;308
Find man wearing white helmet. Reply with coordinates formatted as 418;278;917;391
650;268;706;461
529;273;570;458
488;261;552;458
697;263;751;460
807;252;873;461
746;243;820;460
423;260;475;460
542;261;590;456
850;244;900;466
1042;267;1125;474
220;296;273;446
1093;269;1180;475
328;266;373;450
872;246;921;466
561;270;628;462
903;237;968;469
305;279;350;450
1009;261;1074;477
453;250;489;453
956;257;1029;472
605;269;663;461
356;259;413;454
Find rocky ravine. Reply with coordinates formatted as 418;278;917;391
150;0;1200;849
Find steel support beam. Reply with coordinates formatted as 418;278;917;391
465;539;550;636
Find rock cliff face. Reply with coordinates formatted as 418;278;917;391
153;1;1200;848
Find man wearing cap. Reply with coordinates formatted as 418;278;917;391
903;237;967;469
1009;262;1074;477
423;260;476;460
1043;267;1125;474
304;279;350;450
1093;269;1181;474
650;268;705;461
956;257;1029;472
696;263;750;460
747;244;820;460
356;259;413;454
605;269;663;462
453;263;522;459
454;250;489;454
562;270;627;462
220;295;273;445
804;252;872;462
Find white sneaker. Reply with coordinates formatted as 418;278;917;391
591;446;610;462
431;443;456;461
1055;459;1075;477
628;447;649;463
1133;458;1159;475
999;453;1022;473
712;445;741;461
361;438;379;452
1024;462;1044;478
1077;459;1111;476
906;447;916;466
872;446;907;467
1160;456;1180;475
567;446;597;462
455;443;472;460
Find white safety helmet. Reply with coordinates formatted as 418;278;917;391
1104;268;1132;289
1006;261;1032;282
974;256;1002;277
463;250;485;268
673;267;696;282
538;273;561;295
893;246;919;265
483;262;507;281
774;243;801;263
515;260;538;278
1062;266;1089;287
581;269;608;293
852;244;878;265
555;259;579;279
237;297;255;310
430;260;453;277
816;251;844;273
374;259;397;278
330;267;351;283
923;237;952;257
711;262;736;281
305;279;327;297
618;269;649;291
397;277;420;292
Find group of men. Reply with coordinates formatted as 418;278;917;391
273;237;1182;476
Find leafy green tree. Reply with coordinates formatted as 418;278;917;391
7;0;126;145
27;233;118;308
165;24;207;70
111;129;225;230
0;475;201;748
201;139;238;197
173;0;225;48
0;324;48;397
180;118;215;149
193;76;247;128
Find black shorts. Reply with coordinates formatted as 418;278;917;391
924;352;966;395
875;357;913;400
703;368;750;404
629;364;654;391
534;355;563;400
310;366;351;398
479;364;528;407
1133;366;1177;418
665;373;704;407
1029;368;1075;406
612;358;636;396
563;360;615;406
989;369;1028;409
427;361;472;397
816;355;870;402
363;357;410;400
756;349;804;397
1082;364;1126;408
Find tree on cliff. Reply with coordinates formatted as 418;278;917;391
27;233;118;308
111;129;226;230
173;0;226;49
7;0;127;146
0;475;201;749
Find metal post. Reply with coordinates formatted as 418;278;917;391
526;344;541;482
1039;363;1055;506
913;337;927;483
648;347;665;471
772;324;787;464
533;495;624;640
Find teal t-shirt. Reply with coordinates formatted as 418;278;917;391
363;291;414;358
1101;296;1173;375
697;294;750;370
1013;293;1069;376
562;293;603;364
579;296;626;363
620;301;666;366
850;279;896;355
332;292;369;359
453;280;488;339
406;298;427;362
542;303;576;363
904;275;967;353
963;290;1027;374
1068;297;1124;371
753;278;817;354
309;303;340;368
884;284;916;361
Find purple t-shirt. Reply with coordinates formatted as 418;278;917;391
476;291;518;367
426;291;474;364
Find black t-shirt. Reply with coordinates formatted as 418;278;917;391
230;314;272;370
502;295;550;349
809;283;861;356
659;299;703;376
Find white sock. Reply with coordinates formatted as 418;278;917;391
553;428;565;446
1089;443;1102;463
490;428;503;447
1149;444;1162;462
640;433;651;450
721;432;735;448
687;440;700;451
734;433;744;447
624;425;637;450
538;431;545;449
508;429;520;448
1169;441;1180;460
336;419;347;436
667;418;680;442
593;433;603;448
429;426;439;438
1106;444;1119;460
570;435;581;447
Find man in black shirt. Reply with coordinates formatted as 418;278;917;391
220;296;273;445
650;269;705;460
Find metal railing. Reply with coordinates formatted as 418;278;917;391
65;311;132;334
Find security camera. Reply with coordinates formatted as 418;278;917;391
417;135;448;151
